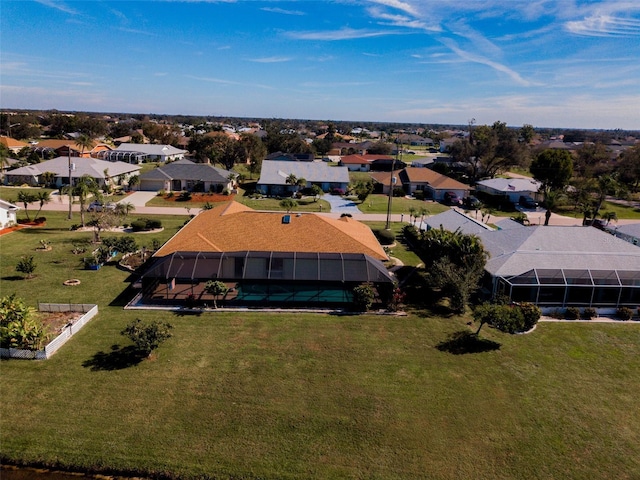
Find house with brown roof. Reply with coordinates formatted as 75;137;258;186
339;154;407;172
0;136;29;154
139;202;394;308
400;167;471;201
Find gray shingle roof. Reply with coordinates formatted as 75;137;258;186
139;159;233;183
423;209;493;236
477;226;640;277
7;156;140;179
114;143;186;156
257;160;349;185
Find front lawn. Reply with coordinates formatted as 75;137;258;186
357;194;450;215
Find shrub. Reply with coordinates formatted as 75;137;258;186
0;294;46;350
166;191;174;198
178;191;192;201
616;306;633;321
474;302;540;334
565;306;580;320
583;307;597;320
146;218;162;230
392;186;405;197
374;229;395;245
121;318;173;357
130;219;147;232
414;189;424;201
16;256;37;279
331;188;345;195
353;282;376;311
157;189;166;197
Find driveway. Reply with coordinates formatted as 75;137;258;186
119;191;157;207
322;194;362;216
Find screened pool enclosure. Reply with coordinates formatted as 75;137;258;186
496;268;640;307
140;251;394;307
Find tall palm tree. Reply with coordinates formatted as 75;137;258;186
75;134;93;157
115;202;135;222
542;190;565;226
72;175;101;227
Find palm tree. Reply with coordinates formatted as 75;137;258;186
17;191;37;221
115;202;135;222
542;189;565;226
601;211;618;226
72;175;101;227
408;206;416;225
75;134;93;157
34;191;50;220
286;173;297;187
127;174;140;191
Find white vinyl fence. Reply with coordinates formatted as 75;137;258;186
0;303;98;360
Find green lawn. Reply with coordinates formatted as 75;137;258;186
357;194;450;215
0;185;57;203
2;212;640;480
363;221;422;267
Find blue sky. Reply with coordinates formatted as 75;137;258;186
1;0;639;129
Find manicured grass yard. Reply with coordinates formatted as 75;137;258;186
2;213;640;479
356;194;450;215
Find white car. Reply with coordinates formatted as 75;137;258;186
87;201;116;212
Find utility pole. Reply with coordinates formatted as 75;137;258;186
385;138;401;230
68;149;73;220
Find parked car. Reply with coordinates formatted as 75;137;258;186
443;191;461;206
87;201;116;212
518;196;538;209
463;196;481;209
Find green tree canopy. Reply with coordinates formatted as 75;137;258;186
530;149;573;192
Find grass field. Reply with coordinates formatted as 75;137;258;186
2;211;640;480
356;194;450;216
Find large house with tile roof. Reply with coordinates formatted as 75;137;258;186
0;136;29;154
139;201;394;308
339;154;406;172
31;139;111;158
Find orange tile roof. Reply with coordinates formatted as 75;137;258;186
340;154;393;164
0;136;28;149
155;201;388;260
403;168;471;191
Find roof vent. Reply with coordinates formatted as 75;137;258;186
282;215;291;224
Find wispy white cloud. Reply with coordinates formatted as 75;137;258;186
116;27;158;37
300;81;373;88
441;39;535;87
34;0;78;15
247;56;292;63
184;74;273;90
287;27;409;41
368;0;419;17
565;13;640;37
261;7;305;16
154;72;168;77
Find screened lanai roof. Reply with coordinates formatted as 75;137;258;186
502;268;640;287
142;251;395;283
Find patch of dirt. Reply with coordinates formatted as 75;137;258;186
38;311;83;338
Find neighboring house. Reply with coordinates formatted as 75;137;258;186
368;171;395;195
0;199;19;228
475;178;541;204
265;152;314;162
0;136;28;154
5;157;140;188
339;154;406;172
330;141;374;156
421;209;493;235
410;158;435;168
400;167;471;201
31;139;111;158
139;201;394;307
257;160;349;196
439;138;457;153
113;143;187;163
396;134;434;146
138;159;235;193
476;225;640;308
0;157;19;180
609;223;640;246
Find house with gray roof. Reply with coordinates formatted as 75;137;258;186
476;226;640;308
609;222;640;246
138;159;235;193
421;209;494;236
257;160;349;196
475;177;541;204
4;157;140;188
112;143;187;163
